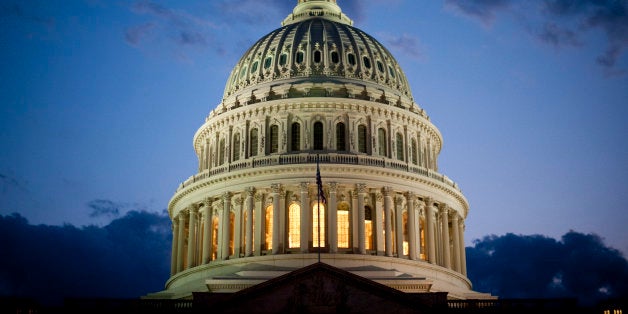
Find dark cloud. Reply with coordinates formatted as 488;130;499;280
126;0;217;50
467;231;628;306
0;173;28;193
380;33;425;60
445;0;628;75
87;199;121;218
0;211;171;306
445;0;514;25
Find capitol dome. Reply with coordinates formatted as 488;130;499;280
149;0;494;301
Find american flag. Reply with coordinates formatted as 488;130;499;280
316;157;327;204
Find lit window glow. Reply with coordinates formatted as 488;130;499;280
288;203;300;248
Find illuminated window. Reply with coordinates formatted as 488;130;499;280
291;122;300;151
336;122;346;151
265;205;273;250
212;217;219;260
313;122;323;150
250;128;258;157
358;124;367;153
365;206;373;250
396;133;404;161
288;203;301;248
313;203;325;247
270;125;278;153
337;202;350;248
233;133;240;161
378;128;387;156
420;219;426;260
402;211;409;256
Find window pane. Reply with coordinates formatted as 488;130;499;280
270;125;279;153
292;123;300;151
250;128;258;157
288;203;300;248
396;133;404;161
358;125;367;153
313;122;324;150
336;122;345;151
233;134;240;161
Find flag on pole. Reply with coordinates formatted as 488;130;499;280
316;156;327;204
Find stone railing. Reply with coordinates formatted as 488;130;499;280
177;152;459;192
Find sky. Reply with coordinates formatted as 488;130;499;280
1;0;627;259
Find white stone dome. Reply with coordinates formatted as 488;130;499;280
149;0;494;302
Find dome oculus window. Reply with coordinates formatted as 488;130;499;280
347;53;356;66
330;51;339;64
363;56;371;69
389;66;396;78
313;50;322;63
377;60;384;73
279;53;288;66
264;56;272;69
296;51;305;64
251;61;258;73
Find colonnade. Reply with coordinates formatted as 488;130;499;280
170;183;467;277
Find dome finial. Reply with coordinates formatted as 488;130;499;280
283;0;353;26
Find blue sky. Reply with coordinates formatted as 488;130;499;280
1;0;627;256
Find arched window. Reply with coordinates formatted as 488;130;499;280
365;206;373;250
396;133;404;161
264;56;272;69
313;122;324;150
288;203;300;248
240;66;247;78
250;128;258;157
265;205;273;250
420;218;426;260
219;139;226;165
313;50;322;63
291;122;301;152
270;125;279;154
251;61;258;73
363;56;371;69
402;211;409;256
337;201;350;248
377;128;387;157
389;65;396;78
211;217;219;260
296;51;305;64
279;53;288;66
411;139;418;165
347;53;356;66
377;60;384;73
336;122;346;151
358;125;367;153
313;203;325;247
330;51;339;64
233;133;240;161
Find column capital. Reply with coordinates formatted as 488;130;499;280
404;191;416;199
416;200;426;210
234;195;243;205
299;182;309;191
382;186;392;196
424;197;434;206
375;192;383;203
222;192;232;202
439;203;449;214
270;183;283;194
245;187;256;197
328;182;338;193
189;203;199;212
451;213;460;222
356;183;367;193
203;197;213;207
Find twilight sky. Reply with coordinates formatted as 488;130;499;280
1;0;627;257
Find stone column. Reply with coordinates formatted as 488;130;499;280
451;213;461;273
233;195;243;258
406;192;417;260
416;201;425;260
278;187;286;253
254;193;263;256
328;182;338;253
245;188;255;257
440;204;451;269
460;221;467;276
425;198;436;264
170;218;179;275
201;199;212;264
357;183;366;254
299;183;310;252
383;187;393;257
270;184;281;254
395;195;404;257
373;190;384;256
220;192;231;260
176;213;186;272
186;205;198;269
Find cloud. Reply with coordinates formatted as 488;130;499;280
445;0;628;75
124;22;155;46
444;0;514;25
466;231;628;306
379;33;425;60
0;211;171;306
87;199;122;218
